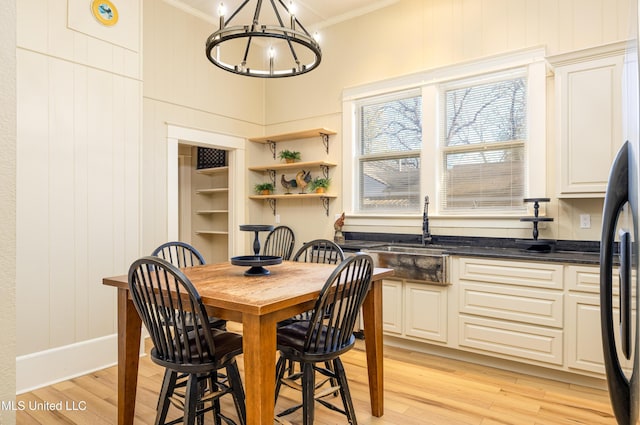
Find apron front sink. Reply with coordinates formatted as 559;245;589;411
364;245;450;285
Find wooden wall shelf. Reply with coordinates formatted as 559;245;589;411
196;166;229;175
248;128;336;144
196;210;229;214
249;160;337;172
249;128;336;157
196;188;229;194
248;127;338;217
250;160;336;185
195;230;229;235
249;193;337;216
249;193;337;200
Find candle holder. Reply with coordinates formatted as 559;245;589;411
516;198;556;252
231;224;283;276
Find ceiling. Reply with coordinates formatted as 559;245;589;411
168;0;399;29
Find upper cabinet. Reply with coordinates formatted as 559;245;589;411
550;42;625;198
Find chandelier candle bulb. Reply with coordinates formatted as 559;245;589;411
289;1;296;29
217;2;226;28
269;47;275;75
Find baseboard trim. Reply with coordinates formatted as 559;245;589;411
16;334;136;394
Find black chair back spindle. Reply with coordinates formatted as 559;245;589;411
151;241;206;268
292;239;344;265
129;257;215;370
262;226;295;260
304;254;372;356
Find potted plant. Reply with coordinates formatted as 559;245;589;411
254;182;275;195
278;149;301;163
309;177;331;193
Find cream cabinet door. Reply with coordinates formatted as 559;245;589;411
382;279;403;335
565;265;633;376
566;292;604;374
554;52;623;197
404;282;448;343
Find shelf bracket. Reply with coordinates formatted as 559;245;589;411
267;169;276;187
320;165;330;179
268;199;277;216
267;140;276;159
321;197;330;216
320;133;330;154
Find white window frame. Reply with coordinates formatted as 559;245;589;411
342;47;546;230
438;68;529;214
354;89;423;214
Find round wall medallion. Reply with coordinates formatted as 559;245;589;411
91;0;119;26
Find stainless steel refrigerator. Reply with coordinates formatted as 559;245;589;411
600;2;640;424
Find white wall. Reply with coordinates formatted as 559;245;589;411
141;0;264;255
257;0;631;243
10;0;633;395
0;0;17;422
15;0;142;392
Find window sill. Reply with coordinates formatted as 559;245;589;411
345;213;537;230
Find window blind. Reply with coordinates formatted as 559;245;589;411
441;76;527;212
357;92;422;212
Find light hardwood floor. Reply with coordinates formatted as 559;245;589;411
16;338;617;425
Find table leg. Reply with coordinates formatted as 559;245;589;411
362;279;384;417
117;288;142;425
242;313;277;424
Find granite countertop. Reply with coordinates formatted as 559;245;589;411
340;233;603;266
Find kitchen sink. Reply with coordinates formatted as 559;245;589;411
369;245;447;255
364;244;450;285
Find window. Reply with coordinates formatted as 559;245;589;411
356;91;422;213
440;72;527;212
343;47;546;224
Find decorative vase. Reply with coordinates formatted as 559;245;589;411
315;187;325;193
260;189;271;195
285;158;295;164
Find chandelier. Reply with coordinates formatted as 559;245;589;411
205;1;322;78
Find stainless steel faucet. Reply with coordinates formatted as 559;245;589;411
422;195;432;245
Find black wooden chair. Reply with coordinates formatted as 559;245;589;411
274;254;374;425
281;239;348;378
128;256;246;425
262;226;295;260
152;241;226;331
152;241;206;267
283;239;346;327
291;239;344;265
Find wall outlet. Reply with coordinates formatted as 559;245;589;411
579;214;591;229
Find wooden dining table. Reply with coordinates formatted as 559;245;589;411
103;259;394;425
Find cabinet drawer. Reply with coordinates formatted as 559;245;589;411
458;315;563;365
565;264;628;295
565;265;600;293
459;282;563;328
458;257;563;290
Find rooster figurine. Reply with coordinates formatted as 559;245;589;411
334;212;346;243
280;174;297;194
295;170;312;193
